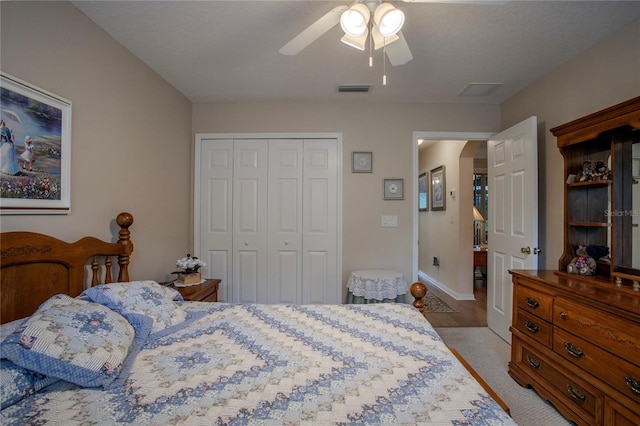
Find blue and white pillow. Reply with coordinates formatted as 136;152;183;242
81;280;205;339
0;295;136;388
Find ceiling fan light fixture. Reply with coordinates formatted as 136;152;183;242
371;25;399;50
373;3;405;37
341;31;368;51
340;4;370;37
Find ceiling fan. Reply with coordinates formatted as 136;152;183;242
279;0;507;68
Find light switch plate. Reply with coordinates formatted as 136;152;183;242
382;215;398;227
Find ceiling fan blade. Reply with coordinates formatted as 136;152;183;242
403;0;507;4
279;5;348;56
385;31;413;66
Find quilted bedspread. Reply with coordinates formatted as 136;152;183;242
1;302;515;425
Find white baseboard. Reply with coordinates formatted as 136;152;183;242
418;271;476;301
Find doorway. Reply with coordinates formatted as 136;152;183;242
412;132;494;302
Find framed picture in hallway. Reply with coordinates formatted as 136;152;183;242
430;165;446;211
0;73;71;214
418;172;428;211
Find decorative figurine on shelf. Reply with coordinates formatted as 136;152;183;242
586;245;609;262
567;245;597;276
575;160;593;182
592;161;611;181
173;254;206;284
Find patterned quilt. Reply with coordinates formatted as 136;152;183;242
1;302;515;425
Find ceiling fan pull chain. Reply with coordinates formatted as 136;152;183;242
383;37;387;85
369;20;373;67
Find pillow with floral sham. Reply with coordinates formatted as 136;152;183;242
0;294;136;388
81;280;205;339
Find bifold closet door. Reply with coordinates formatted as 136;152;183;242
199;137;338;304
302;139;339;304
267;139;303;304
198;139;233;302
232;139;268;303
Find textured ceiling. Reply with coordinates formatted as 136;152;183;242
72;1;640;105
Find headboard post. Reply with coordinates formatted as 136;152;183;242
116;212;134;282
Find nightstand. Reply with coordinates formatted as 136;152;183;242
176;279;220;302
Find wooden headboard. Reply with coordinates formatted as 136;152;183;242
0;212;134;324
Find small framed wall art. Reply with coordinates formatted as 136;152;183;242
430;165;446;211
418;172;428;211
383;178;404;200
352;151;372;173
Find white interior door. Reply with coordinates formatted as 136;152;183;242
487;117;538;342
233;139;268;303
302;139;339;304
198;139;233;302
268;139;303;304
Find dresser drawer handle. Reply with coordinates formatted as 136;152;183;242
567;385;587;403
625;376;640;395
524;297;540;309
526;355;541;369
564;342;585;359
524;321;540;333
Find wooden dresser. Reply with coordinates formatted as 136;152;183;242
509;270;640;425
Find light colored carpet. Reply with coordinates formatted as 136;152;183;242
435;327;575;426
423;291;457;312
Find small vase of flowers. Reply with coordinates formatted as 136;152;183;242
173;254;206;284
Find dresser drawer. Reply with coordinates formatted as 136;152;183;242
604;395;640;426
554;297;640;365
553;327;640;402
515;285;553;321
514;308;552;348
518;345;600;420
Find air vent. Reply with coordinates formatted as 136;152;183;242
337;85;372;93
459;83;503;97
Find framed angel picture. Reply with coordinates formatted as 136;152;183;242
418;172;428;211
0;73;71;214
430;165;446;211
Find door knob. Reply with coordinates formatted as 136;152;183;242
520;246;531;254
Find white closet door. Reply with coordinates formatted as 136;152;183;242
199;139;233;302
233;139;269;303
268;139;303;303
302;139;339;304
197;134;340;304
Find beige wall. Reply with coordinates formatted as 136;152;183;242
4;2;636;299
1;1;193;282
501;18;640;269
193;102;500;293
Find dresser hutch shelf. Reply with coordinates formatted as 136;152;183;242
508;97;640;426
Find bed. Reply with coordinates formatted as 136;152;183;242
0;212;514;425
